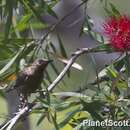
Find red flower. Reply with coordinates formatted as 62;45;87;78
104;16;130;51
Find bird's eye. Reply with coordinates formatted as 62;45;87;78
37;59;44;65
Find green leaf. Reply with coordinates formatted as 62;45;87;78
37;113;46;126
53;101;79;111
22;1;43;23
0;45;13;59
15;13;32;31
58;108;81;129
44;70;52;84
116;79;128;89
49;42;56;53
0;50;21;75
30;22;48;29
53;92;92;101
0;42;36;76
114;56;125;71
51;112;59;130
0;90;5;98
106;65;118;79
93;43;114;53
104;7;113;17
57;35;67;59
0;68;15;81
124;52;130;77
4;2;13;38
57;34;70;77
81;100;104;121
45;4;57;19
20;42;36;58
37;97;50;108
83;17;105;43
40;0;58;19
109;3;121;17
104;2;120;18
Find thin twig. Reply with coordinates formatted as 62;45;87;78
47;46;109;92
6;107;28;130
0;120;12;130
0;104;35;130
47;48;89;92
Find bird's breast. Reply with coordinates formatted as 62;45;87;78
22;72;43;95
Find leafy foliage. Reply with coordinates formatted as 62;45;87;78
0;0;130;130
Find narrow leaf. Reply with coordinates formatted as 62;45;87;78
0;51;21;75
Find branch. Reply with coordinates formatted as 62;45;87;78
47;46;109;92
0;104;35;130
47;48;89;92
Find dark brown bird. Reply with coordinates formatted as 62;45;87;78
8;59;52;109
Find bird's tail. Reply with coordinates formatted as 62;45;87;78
17;89;28;110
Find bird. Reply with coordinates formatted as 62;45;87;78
7;59;52;109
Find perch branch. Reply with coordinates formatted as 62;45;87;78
47;47;110;92
0;104;35;130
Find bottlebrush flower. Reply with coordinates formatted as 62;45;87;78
104;16;130;51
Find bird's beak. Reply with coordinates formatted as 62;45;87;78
48;60;53;63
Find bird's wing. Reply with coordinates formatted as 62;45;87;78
6;71;28;92
15;71;28;87
15;66;35;87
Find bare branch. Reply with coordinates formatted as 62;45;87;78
47;48;90;92
0;104;35;130
47;46;109;92
6;107;28;130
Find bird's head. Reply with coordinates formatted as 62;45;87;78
32;59;53;70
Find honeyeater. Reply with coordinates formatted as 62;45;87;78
7;59;52;109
